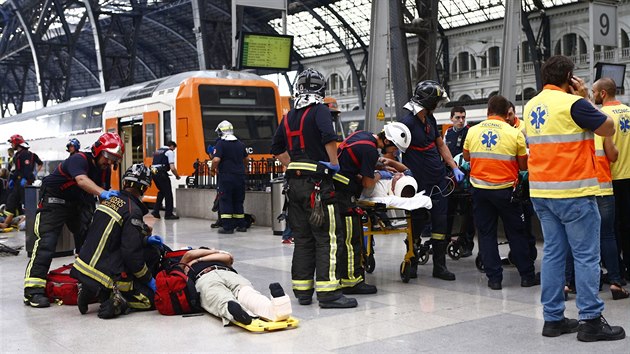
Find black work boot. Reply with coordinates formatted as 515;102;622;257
319;295;358;309
342;281;377;295
577;315;626;342
542;317;579;337
432;240;456;281
23;293;50;308
77;283;94;315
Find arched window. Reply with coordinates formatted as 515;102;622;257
458;51;470;71
451;59;458;73
346;75;353;94
488;47;500;67
469;54;477;71
459;94;472;102
622;29;630;48
554;40;562;55
329;73;340;93
521;41;532;62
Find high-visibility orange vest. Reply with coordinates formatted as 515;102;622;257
524;85;599;198
594;134;613;196
602;101;630;180
463;116;527;189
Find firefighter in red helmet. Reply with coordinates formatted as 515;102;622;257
23;132;125;308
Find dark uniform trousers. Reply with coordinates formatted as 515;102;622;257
471;187;535;282
287;173;343;302
613;179;630;277
411;179;449;241
218;172;246;231
153;171;173;216
4;182;25;216
23;193;94;295
334;181;365;288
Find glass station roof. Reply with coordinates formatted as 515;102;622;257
269;0;579;58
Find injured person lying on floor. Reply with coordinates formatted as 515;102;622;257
180;248;292;326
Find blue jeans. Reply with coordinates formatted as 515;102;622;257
531;196;604;321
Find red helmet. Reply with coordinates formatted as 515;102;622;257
92;132;124;162
8;134;25;147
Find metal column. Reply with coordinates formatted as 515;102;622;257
499;0;520;102
365;0;389;133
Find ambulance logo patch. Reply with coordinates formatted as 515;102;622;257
481;130;499;150
530;104;547;132
619;115;630;135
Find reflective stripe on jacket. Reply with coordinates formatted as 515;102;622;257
524;85;599;198
464;116;526;189
594;134;613;196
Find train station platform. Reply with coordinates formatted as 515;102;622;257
0;216;627;352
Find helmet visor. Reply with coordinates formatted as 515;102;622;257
102;150;122;163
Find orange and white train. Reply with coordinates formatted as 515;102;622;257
0;70;283;204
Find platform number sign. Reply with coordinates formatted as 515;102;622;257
591;3;617;47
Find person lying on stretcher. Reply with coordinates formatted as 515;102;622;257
361;172;418;198
180;248;292;326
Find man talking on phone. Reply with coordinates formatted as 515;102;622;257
523;55;624;341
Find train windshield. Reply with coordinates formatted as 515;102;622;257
199;85;278;154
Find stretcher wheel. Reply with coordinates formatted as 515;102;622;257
447;242;462;260
416;248;429;265
366;255;375;274
400;261;411;283
475;254;485;272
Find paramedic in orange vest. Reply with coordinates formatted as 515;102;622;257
592;77;629;299
463;95;539;291
524;55;624;341
271;68;357;309
602;78;630;285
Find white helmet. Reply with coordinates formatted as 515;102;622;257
216;120;236;140
394;175;418;197
383;122;411;152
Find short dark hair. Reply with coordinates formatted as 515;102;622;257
166;141;177;148
487;95;510;118
541;55;574;86
508;100;515;112
450;106;466;117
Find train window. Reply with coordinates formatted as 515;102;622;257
145;123;156;157
60;112;73;133
46;115;61;136
72;109;89;132
163;110;172;143
199;85;278;155
89;105;104;130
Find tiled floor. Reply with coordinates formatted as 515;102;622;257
1;216;628;353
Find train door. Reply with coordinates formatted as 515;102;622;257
142;111;160;203
105;118;121;191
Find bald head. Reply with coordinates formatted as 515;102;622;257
593;77;617;105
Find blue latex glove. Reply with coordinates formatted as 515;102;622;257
99;190;120;200
147;278;157;292
20;178;27;187
453;167;465;183
318;161;340;174
147;235;164;246
403;169;413;177
8;179;14;190
377;170;394;180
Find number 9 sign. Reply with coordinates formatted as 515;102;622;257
591;3;617;47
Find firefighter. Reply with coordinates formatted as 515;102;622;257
463;95;539;290
271;68;357;309
335;122;411;295
23;132;124;308
210;121;249;234
151;141;181;220
71;163;162;319
1;135;43;229
399;80;465;281
66;138;81;156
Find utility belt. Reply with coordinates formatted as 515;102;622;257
195;265;236;281
151;165;169;174
285;161;334;179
